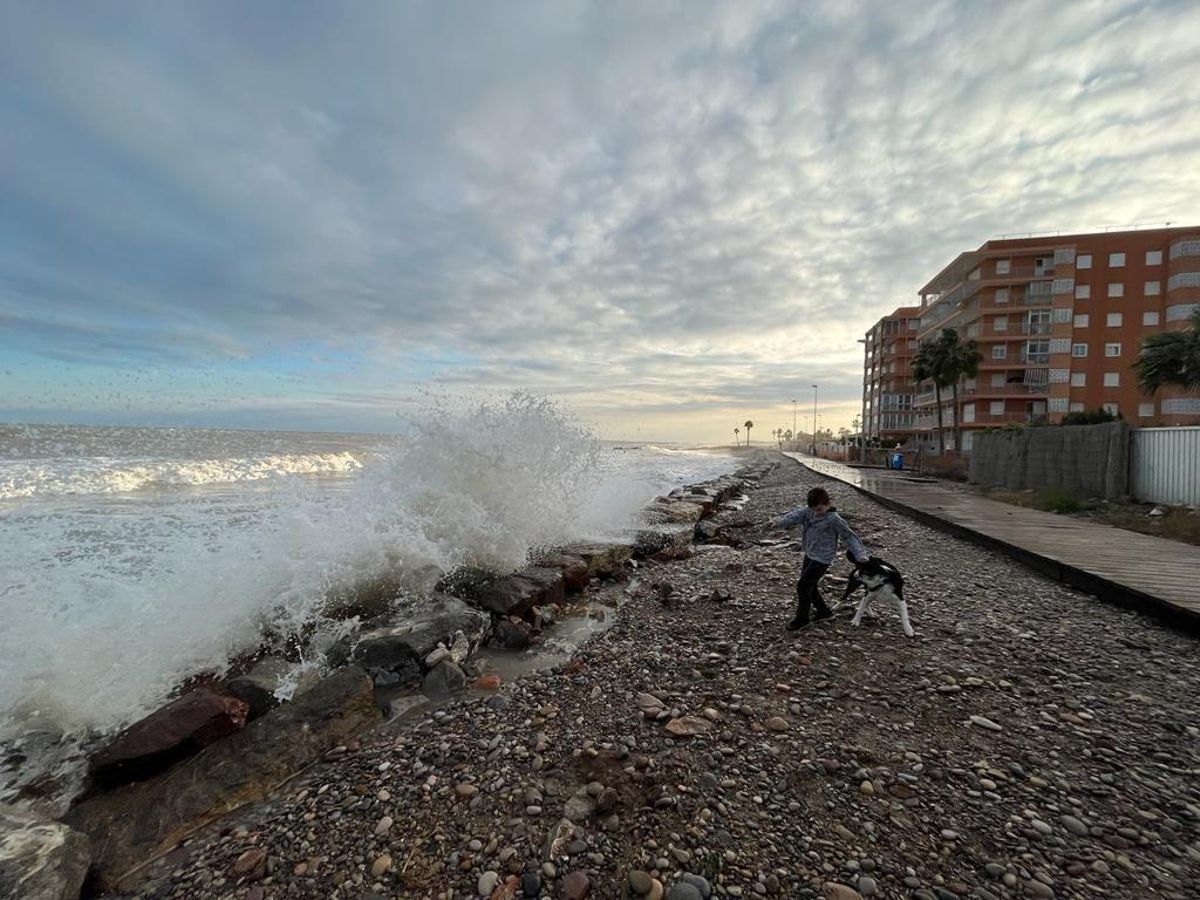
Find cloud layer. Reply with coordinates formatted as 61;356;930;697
3;0;1199;440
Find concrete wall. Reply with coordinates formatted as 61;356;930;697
969;421;1129;499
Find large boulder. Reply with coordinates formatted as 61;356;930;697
642;499;706;525
421;661;468;699
535;554;591;593
557;543;634;579
66;666;378;892
88;689;249;789
348;597;490;686
222;657;321;720
0;806;91;900
491;618;532;650
471;567;565;617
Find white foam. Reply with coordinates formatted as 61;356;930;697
0;395;735;737
0;451;363;500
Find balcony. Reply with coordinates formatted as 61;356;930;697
960;383;1048;397
964;412;1040;426
915;412;956;430
1019;321;1053;335
992;265;1056;280
1020;351;1051;364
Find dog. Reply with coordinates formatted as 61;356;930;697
839;552;913;638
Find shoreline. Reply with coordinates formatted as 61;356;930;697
105;456;1200;899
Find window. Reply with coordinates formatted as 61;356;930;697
1164;398;1200;414
1107;313;1122;327
1109;252;1125;267
995;260;1010;275
992;345;1007;359
994;315;1008;331
994;288;1009;303
1052;278;1074;295
990;401;1004;416
1071;372;1086;387
962;403;975;423
1143;311;1160;326
1145;281;1161;296
1104;342;1121;357
1070;401;1085;412
1077;254;1092;269
991;373;1006;387
1049;337;1070;354
1072;343;1088;357
1103;372;1120;387
1108;283;1124;298
1075;284;1090;299
1102;402;1118;416
1049;397;1069;413
1146;250;1162;265
1049;368;1069;383
1074;314;1090;327
1139;403;1155;418
1052;308;1072;323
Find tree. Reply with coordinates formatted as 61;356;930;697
946;332;982;453
912;328;980;455
733;426;740;446
1134;308;1200;395
784;428;793;446
912;338;950;455
744;420;753;444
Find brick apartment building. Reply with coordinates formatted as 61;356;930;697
862;226;1200;451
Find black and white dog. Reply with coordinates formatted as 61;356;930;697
839;552;913;638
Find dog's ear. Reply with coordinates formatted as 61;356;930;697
845;550;858;564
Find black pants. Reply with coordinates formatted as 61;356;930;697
794;556;831;622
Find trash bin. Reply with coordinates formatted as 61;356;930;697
889;452;904;470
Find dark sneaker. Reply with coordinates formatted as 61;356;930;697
786;616;811;632
814;606;833;622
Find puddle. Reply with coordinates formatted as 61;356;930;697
476;599;618;684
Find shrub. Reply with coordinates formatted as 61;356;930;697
1032;487;1084;513
1060;408;1116;426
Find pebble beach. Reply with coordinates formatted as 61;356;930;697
121;456;1200;900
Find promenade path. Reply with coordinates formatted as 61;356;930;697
783;452;1200;629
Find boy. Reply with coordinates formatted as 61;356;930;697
771;487;870;631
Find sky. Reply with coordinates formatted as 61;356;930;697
2;0;1199;443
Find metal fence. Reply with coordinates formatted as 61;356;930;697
1130;426;1200;506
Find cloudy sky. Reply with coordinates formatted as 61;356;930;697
2;0;1198;442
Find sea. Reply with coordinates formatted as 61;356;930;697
0;399;737;758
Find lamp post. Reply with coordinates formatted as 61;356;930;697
811;384;818;456
791;399;797;447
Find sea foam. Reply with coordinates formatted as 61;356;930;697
0;395;693;736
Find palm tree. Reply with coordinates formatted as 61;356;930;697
784;428;793;447
946;332;982;453
1134;308;1200;395
733;426;740;446
744;420;753;444
912;338;951;455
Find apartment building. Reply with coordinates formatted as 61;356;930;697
861;305;921;444
907;226;1200;451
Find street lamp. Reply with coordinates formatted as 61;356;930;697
811;384;818;456
791;399;797;447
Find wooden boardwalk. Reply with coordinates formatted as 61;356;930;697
783;453;1200;629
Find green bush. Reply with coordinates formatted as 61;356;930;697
1033;487;1084;513
1060;408;1117;426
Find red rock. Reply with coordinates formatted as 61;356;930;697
490;875;520;899
474;674;502;690
233;847;267;878
563;870;591;899
537;553;591;592
664;716;713;737
89;689;249;787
